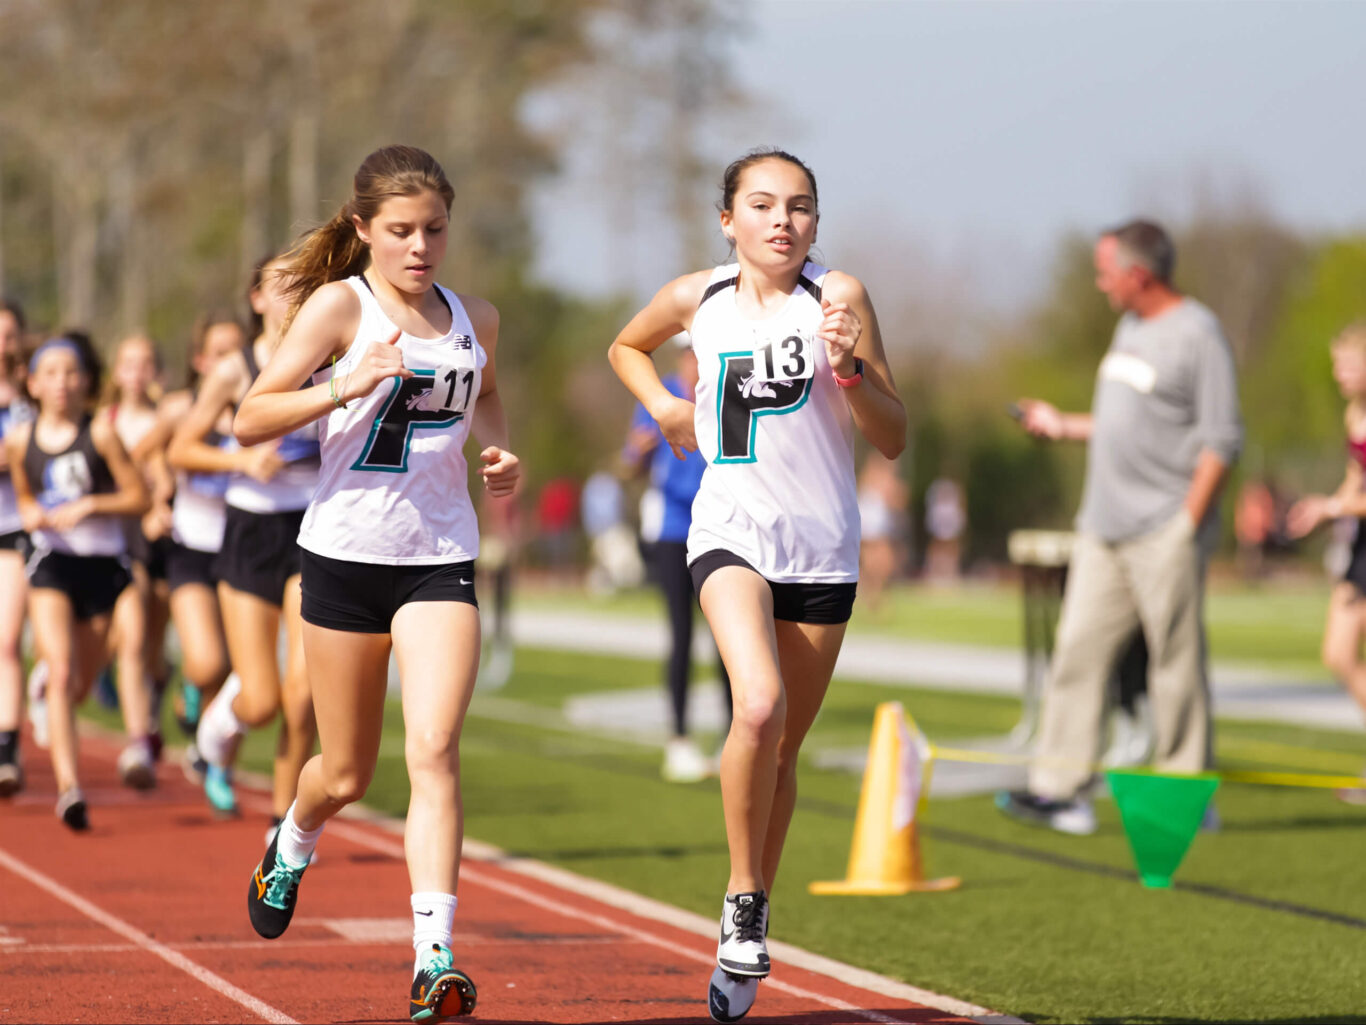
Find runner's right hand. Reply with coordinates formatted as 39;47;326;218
241;442;285;483
650;394;697;460
341;329;412;403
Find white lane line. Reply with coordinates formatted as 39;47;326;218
0;846;297;1025
323;818;927;1025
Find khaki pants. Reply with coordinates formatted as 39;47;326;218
1029;511;1211;800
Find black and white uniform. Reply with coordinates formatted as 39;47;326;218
686;261;859;624
166;424;231;593
111;406;172;581
213;346;320;605
24;415;130;620
0;399;33;551
297;276;484;633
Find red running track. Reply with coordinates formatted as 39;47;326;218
0;728;991;1025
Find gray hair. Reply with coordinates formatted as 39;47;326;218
1102;219;1175;284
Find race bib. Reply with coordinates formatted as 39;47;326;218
752;333;815;383
426;347;478;414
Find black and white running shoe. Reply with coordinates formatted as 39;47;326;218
716;891;770;977
708;966;758;1022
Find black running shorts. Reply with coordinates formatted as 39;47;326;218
688;548;857;625
300;550;478;634
166;542;218;593
213;506;305;606
0;530;26;553
27;550;131;621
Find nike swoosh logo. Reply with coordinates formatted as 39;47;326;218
459;579;472;585
415;909;434;916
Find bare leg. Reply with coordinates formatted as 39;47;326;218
699;566;784;895
168;581;229;695
110;575;150;740
762;619;846;894
1322;583;1366;720
0;551;26;734
392;601;481;893
217;582;284;741
30;590;80;792
272;576;315;818
289;622;391;832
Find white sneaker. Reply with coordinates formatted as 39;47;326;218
716;892;769;977
996;790;1097;836
117;740;156;790
1101;702;1155;768
195;674;245;766
663;737;710;783
27;661;49;750
708;966;758;1023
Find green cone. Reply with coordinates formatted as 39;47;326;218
1106;770;1219;888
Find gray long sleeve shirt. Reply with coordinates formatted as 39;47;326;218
1076;298;1243;543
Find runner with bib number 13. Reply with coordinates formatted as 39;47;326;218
608;147;906;1024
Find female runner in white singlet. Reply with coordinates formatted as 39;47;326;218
0;300;31;796
168;258;317;823
609;149;906;1023
235;145;518;1023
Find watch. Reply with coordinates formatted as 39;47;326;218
832;357;864;388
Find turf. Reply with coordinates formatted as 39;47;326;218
163;644;1366;1023
522;577;1334;675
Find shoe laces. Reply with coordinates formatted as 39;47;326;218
731;895;766;943
263;855;304;909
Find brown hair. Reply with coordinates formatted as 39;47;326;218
279;145;455;332
720;148;819;214
187;310;245;389
1102;219;1175;285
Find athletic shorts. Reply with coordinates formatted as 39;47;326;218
166;542;218;593
213;506;305;606
27;550;131;621
300;550;477;634
0;530;27;553
121;523;172;580
688;549;857;625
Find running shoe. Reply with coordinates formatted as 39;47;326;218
995;790;1097;836
0;759;23;798
204;763;239;816
708;966;758;1023
248;833;308;939
26;661;49;750
716;891;770;978
56;787;89;832
663;736;711;783
175;683;203;736
409;943;477;1021
117;739;157;790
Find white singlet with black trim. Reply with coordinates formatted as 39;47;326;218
296;276;486;566
687;261;859;583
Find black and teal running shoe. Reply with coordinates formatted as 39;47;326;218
247;833;307;939
409;943;476;1021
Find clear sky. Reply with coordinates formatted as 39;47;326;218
532;0;1366;311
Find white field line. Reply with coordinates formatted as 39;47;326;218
0;846;296;1025
322;814;1020;1025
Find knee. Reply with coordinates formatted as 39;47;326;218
321;762;372;806
235;690;279;728
405;727;459;779
729;686;786;746
182;653;228;691
44;660;76;697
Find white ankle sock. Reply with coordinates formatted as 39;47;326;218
412;892;458;964
195;674;245;766
275;803;323;869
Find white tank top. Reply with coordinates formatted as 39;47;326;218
297;276;486;565
0;400;33;535
686;262;860;583
224;342;321;514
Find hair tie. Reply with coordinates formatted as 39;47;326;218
28;338;83;376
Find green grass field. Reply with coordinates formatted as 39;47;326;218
180;638;1366;1024
522;576;1336;676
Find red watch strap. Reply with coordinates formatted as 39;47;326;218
833;357;864;388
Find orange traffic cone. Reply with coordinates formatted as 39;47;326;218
809;702;960;895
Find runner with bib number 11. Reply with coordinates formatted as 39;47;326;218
234;145;519;1023
608;148;906;1023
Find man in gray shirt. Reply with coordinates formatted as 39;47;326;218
998;219;1243;835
